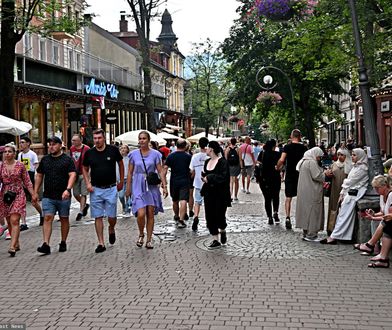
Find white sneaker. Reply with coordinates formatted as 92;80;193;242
233;197;239;202
246;190;250;194
241;188;246;193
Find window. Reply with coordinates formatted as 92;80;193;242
76;53;81;71
39;39;46;61
47;102;63;140
53;45;59;64
24;33;32;57
69;50;74;70
20;101;43;144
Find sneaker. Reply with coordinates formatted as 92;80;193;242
82;203;90;217
75;213;83;221
37;243;51;255
0;226;6;237
285;217;292;230
192;216;199;231
303;235;319;242
184;213;189;221
273;213;280;224
233;197;239;202
177;220;187;228
268;217;274;225
246;190;250;194
5;230;11;240
173;215;180;222
220;231;227;245
95;244;106;253
20;224;28;231
123;212;131;218
109;230;116;244
189;210;194;218
241;188;246;193
59;241;67;252
208;240;222;249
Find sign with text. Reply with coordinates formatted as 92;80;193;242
84;77;119;99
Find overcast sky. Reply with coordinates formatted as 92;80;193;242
86;0;240;55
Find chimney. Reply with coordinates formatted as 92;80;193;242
120;14;128;32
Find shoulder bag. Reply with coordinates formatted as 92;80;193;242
1;163;17;205
140;150;161;186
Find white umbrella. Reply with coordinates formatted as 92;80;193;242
157;132;180;140
115;130;166;147
186;132;217;143
0;115;32;136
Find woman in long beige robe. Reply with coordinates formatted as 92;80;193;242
326;149;352;235
295;147;325;241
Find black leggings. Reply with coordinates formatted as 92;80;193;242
204;197;227;236
261;185;280;218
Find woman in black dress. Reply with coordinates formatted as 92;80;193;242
257;139;281;225
201;141;231;249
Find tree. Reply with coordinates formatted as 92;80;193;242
185;39;231;136
0;0;88;121
126;0;166;133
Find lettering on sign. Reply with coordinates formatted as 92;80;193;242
85;78;119;99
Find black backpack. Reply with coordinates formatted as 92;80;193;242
227;147;239;166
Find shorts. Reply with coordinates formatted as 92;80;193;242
194;188;203;205
90;186;118;218
382;220;392;238
42;198;71;217
170;186;190;202
285;175;299;198
229;165;241;177
73;175;88;196
241;165;254;177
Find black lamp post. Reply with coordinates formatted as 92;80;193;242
347;0;383;181
256;65;298;128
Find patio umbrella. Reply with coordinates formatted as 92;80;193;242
157;132;179;140
186;132;217;143
115;130;166;147
0;115;32;136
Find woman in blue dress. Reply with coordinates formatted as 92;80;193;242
126;131;168;249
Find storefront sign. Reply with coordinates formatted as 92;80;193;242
84;78;119;99
106;111;118;124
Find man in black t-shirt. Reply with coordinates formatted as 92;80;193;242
163;138;192;228
276;129;307;230
35;136;77;255
82;129;124;253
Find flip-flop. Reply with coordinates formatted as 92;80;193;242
368;259;390;268
354;242;374;254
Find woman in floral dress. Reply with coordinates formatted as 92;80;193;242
0;143;37;256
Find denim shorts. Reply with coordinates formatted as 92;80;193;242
42;198;72;217
194;188;203;205
90;186;118;219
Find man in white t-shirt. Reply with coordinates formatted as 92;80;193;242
189;137;209;231
18;136;44;228
239;137;256;194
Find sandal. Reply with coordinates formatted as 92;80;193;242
368;259;390;268
8;248;16;257
145;241;154;249
354;242;374;254
136;235;144;248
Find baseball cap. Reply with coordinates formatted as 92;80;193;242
47;136;62;144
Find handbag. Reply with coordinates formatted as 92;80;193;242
140;150;161;186
254;152;264;183
3;190;17;205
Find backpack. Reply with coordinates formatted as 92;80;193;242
227;147;239;166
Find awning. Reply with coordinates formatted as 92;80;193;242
0;115;32;136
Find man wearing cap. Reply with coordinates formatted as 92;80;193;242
82;129;124;253
34;137;77;255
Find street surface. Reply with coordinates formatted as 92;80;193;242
1;182;392;330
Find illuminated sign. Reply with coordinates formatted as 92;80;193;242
84;78;119;99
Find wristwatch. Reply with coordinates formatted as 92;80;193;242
66;188;72;194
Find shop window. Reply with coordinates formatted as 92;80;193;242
20;101;42;144
47;102;63;140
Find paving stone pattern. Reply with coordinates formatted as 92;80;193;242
1;183;392;329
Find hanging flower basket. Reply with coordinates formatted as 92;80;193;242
256;91;282;105
254;0;317;21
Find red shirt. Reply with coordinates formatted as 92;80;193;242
159;146;170;159
70;144;90;174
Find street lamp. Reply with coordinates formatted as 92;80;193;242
347;0;383;183
256;65;298;128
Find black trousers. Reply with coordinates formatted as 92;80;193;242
261;183;280;218
204;196;227;236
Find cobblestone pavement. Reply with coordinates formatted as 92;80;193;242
1;182;392;330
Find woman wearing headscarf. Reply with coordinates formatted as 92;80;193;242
325;148;352;235
321;148;369;244
295;147;325;241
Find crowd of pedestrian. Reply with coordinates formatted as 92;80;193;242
1;127;391;266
